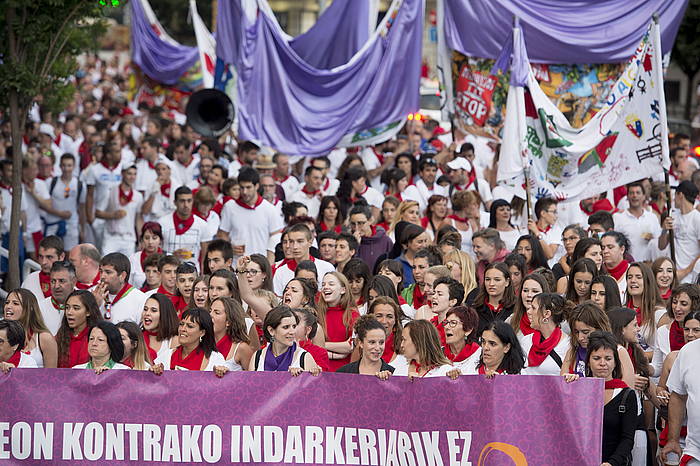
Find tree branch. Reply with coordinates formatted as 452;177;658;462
39;2;82;78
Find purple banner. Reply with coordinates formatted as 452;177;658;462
0;369;602;465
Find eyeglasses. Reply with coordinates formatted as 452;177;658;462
243;270;260;276
444;320;461;328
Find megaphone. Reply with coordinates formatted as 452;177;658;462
185;89;235;138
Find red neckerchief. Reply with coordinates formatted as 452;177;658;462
376;221;389;231
67;326;90;368
140;248;163;269
478;365;504;375
410;360;436;377
178;157;195;169
604;379;628;389
320;221;342;233
7;349;21;367
273;173;289;183
453;169;477;191
486;301;504;313
669;321;686;351
50;297;64;311
356;297;365;307
173;212;195;235
100;159;119;171
322;177;331;192
386;191;403;201
660;288;672;301
105;283;133;320
146;159;156;170
170;346;205;370
123;357;134;368
412;285;427;308
76;272;100;290
140;284;155;292
382;332;395;362
537;224;552;234
235;195;263;210
276;256;313;274
527;327;562;367
192;207;208;221
444;342;480;363
171;295;188;318
255;324;266;348
669;165;678;180
626;297;643;326
520;313;535;336
430;315;447;346
39;271;51;298
156;285;176;298
398;296;407;306
213;196;232;215
350;185;369;203
372;147;385;164
650;202;664;216
216;334;233;358
142;329;159;362
118;185;133;206
160;183;171;197
301;185;320;197
0;182;12;192
447;214;469;223
607;260;629;281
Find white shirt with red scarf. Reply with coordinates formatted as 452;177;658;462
275;174;300;200
272;256;335;296
158;212;208;265
290;185;322;217
219;197;284;256
171;154;200;189
84;160;123;214
99;283;146;324
360;146;385;190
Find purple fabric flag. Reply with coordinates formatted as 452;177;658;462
443;0;688;64
290;0;372;70
216;0;423;156
130;0;199;85
489;22;529;87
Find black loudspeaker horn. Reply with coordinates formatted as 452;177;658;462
185;89;235;138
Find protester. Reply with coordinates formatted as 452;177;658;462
394;319;459;378
116;321;151;370
73;321;130;372
365;296;403;365
141;294;179;363
442;306;480;374
564;258;599;305
590;275;623;312
476;321;525;376
56;290;103;368
293;308;330;373
561;301;613;378
515;234;550;273
129;222;163;288
652;257;677;304
316;272;359;372
469;262;516;338
509;273;550;340
0;320;39;371
521;293;571;375
337;315;394;378
472;228;509;284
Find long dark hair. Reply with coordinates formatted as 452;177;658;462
316;195;344;230
92;321;125;363
607;307;650;377
144;293;180;341
478;321;525;374
472;262;516;309
56;290;103;367
180;308;217;358
564;258;599;302
368;296;403;355
590;275;622;311
516;235;550;271
585;331;622;379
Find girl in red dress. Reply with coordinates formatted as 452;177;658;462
316;271;359;372
56;290;103;368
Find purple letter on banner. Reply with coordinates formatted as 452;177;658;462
0;370;602;464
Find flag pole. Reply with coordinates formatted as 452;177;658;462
653;12;676;264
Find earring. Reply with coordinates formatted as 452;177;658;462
199;336;203;343
270;336;275;343
542;318;549;324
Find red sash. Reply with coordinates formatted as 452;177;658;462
527;327;562;367
669;321;686;352
39;271;51;298
444;341;480;363
142;329;159;362
170;346;205;371
235;196;263;210
118;185;133;206
173;212;194;235
216;334;234;359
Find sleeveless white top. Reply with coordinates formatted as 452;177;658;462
223;342;244;372
25;333;44;368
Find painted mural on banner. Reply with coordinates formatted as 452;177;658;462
0;370;603;465
451;52;625;140
498;22;670;202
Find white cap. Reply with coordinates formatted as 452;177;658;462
39;123;55;138
446;157;472;172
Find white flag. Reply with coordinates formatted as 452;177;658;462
498;21;670;202
190;0;216;88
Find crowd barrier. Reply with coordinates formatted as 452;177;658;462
0;370;603;465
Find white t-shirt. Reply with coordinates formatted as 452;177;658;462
158;213;208;264
613;209;662;262
360;147;385;190
134;158;158;194
101;285;146;324
38;297;64;336
21;270;47;303
155;349;226;371
278;175;300;201
272;257;335;296
356;186;384;210
43;176;85;226
104;186;143;238
403;178;449;213
320;177;339;197
290;188;322;218
219;198;284;256
393;363;454;378
196;210;220;243
17;353;38;368
72;362;130;370
539;225;564;268
23;181;50;234
144;183;176;222
521;331;569;376
171;156;200;189
450;347;482;375
670;209;700;283
84;162;123;212
667;338;700;461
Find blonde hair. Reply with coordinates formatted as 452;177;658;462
8;289;49;336
444;250;477;295
389;201;420;233
253;289;280;308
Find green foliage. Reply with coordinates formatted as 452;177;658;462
672;0;700;77
0;0;108;114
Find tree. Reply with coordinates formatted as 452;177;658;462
671;0;700;121
0;1;106;290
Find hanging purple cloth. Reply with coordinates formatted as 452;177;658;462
130;0;199;85
216;0;423;156
264;342;297;372
290;0;371;70
443;0;687;64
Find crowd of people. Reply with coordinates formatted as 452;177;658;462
0;54;699;466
